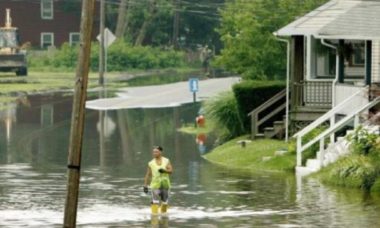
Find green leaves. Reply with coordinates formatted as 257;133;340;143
204;91;245;141
216;0;328;80
29;41;185;72
347;126;379;156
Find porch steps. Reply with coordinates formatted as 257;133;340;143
254;133;265;139
297;133;351;176
297;125;379;177
255;119;286;139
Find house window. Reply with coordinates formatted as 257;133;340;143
41;33;54;48
344;40;365;79
306;37;336;79
41;0;54;19
315;39;336;79
69;33;80;46
350;42;365;66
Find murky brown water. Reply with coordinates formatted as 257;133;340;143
0;93;379;227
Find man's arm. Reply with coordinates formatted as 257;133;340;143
144;167;152;186
165;162;173;175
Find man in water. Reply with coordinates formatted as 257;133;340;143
144;146;173;214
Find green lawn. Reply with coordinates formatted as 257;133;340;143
203;136;295;172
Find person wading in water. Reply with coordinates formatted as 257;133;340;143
143;146;173;214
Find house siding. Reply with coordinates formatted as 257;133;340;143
335;84;368;115
372;40;380;83
0;0;99;48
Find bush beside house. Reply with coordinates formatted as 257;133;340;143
232;80;285;132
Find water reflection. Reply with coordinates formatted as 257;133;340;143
0;93;380;227
151;215;169;228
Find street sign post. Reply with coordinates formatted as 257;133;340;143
97;28;116;48
97;28;116;90
189;78;199;103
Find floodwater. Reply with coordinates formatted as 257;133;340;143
0;92;380;227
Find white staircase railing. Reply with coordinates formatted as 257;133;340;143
294;86;377;167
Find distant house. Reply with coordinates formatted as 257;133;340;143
0;0;99;48
249;0;380;176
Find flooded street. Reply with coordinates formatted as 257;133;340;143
1;93;380;227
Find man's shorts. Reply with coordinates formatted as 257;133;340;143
151;188;170;204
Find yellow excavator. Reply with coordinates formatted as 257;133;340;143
0;9;27;76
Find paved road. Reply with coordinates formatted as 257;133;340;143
86;77;240;110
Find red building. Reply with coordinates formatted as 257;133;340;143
0;0;99;48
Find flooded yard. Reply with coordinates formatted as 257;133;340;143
0;93;379;227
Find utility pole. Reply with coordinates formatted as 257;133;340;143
63;0;95;227
99;0;105;86
172;0;180;49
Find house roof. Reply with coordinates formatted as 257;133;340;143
276;0;380;40
319;1;380;39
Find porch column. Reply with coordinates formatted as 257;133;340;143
338;39;345;83
290;36;304;109
366;40;372;85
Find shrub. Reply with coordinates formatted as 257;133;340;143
232;80;286;132
347;126;379;156
371;178;380;193
318;155;378;191
29;41;186;72
203;91;245;141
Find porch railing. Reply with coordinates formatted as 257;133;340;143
294;81;333;108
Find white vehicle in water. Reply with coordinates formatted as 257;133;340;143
0;9;27;76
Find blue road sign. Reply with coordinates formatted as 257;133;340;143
189;78;199;93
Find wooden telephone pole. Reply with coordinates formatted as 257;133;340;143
99;0;105;86
63;0;95;227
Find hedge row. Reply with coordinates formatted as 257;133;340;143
232;80;286;132
28;41;186;71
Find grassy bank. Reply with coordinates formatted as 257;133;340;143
313;154;380;192
177;124;213;135
203;136;294;172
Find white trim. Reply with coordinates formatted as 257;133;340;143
316;35;375;41
41;0;54;20
69;32;80;46
40;32;54;48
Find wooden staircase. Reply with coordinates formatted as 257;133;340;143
248;89;287;140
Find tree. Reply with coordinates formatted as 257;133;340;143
215;0;327;80
135;0;159;46
180;0;224;50
115;0;130;38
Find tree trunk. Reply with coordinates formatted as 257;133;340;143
115;0;129;38
135;0;157;46
172;0;180;49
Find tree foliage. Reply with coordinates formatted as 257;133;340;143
215;0;327;80
106;0;223;48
